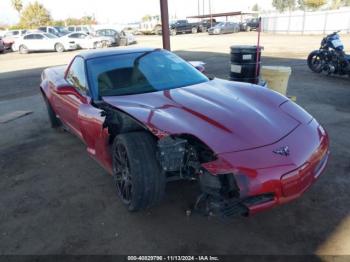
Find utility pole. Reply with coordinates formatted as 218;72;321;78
202;0;205;16
198;0;200;16
209;0;212;27
160;0;170;50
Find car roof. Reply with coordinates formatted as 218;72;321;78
79;47;158;60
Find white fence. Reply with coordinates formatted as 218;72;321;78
261;8;350;34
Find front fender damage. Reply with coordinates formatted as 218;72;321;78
96;101;265;218
156;135;253;218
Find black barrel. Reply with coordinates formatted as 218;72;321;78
230;45;262;84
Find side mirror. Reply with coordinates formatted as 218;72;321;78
195;65;205;73
55;85;87;103
189;61;206;73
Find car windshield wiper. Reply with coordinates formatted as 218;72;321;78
133;48;161;67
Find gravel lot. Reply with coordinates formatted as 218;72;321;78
0;32;349;255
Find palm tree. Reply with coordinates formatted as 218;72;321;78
11;0;23;15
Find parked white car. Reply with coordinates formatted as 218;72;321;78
60;32;112;49
13;32;78;54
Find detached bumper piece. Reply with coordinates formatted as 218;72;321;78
195;171;275;218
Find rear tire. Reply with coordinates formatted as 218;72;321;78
55;43;65;53
19;45;28;54
192;27;198;34
112;132;165;211
307;50;323;73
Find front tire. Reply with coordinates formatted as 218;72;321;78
192;27;198;34
171;29;177;36
55;43;65;53
307;50;323;73
112;132;165;211
42;94;61;128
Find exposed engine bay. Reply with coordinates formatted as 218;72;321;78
157;136;249;218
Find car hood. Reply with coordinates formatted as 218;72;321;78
102;79;300;154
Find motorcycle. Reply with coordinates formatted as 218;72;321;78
307;31;350;77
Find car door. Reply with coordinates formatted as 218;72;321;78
223;23;230;33
36;34;51;50
22;34;35;49
56;56;90;138
227;23;234;33
55;56;110;168
36;34;54;50
178;20;187;32
69;33;83;48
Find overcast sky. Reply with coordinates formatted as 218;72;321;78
0;0;273;25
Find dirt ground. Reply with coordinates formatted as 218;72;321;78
0;32;349;256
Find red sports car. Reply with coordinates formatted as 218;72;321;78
40;48;329;217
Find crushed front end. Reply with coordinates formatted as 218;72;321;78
157;119;330;218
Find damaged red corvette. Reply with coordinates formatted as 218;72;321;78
40;47;329;217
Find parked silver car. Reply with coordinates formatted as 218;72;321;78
60;32;112;49
94;29;128;46
208;22;240;35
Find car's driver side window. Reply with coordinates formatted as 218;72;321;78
66;57;89;95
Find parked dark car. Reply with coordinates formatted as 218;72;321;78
240;18;260;31
0;37;5;53
198;19;219;32
170;20;199;35
208;22;240;35
94;29;128;46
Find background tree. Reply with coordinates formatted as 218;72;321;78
252;3;260;12
299;0;327;10
51;20;65;26
80;16;97;25
65;17;80;26
330;0;350;8
63;16;96;26
141;15;152;22
11;0;23;15
19;1;51;28
272;0;296;12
